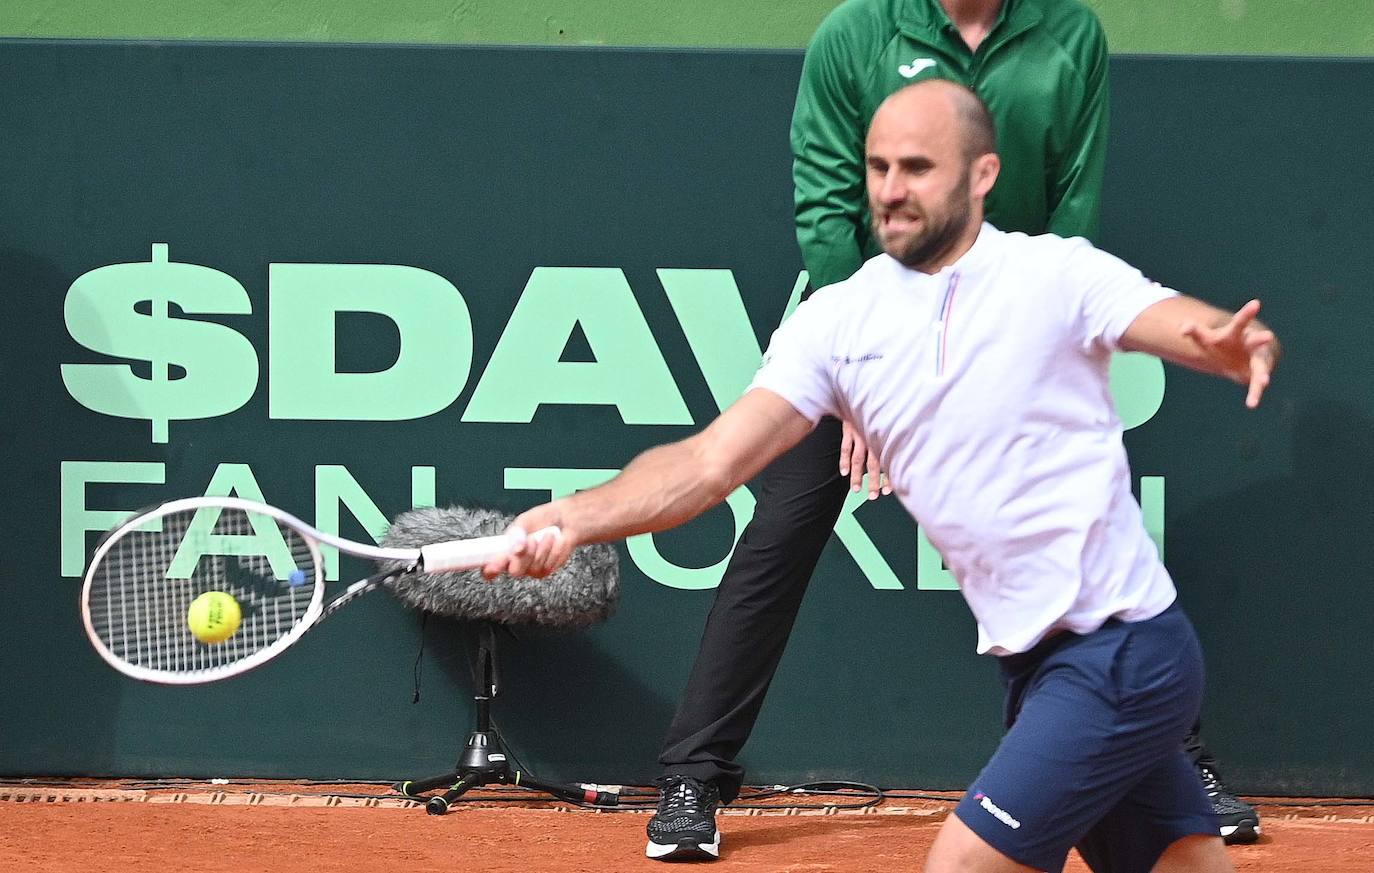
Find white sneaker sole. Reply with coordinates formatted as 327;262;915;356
1220;822;1261;844
645;831;721;861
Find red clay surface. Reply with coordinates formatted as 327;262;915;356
2;783;1371;872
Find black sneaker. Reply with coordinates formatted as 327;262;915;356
1197;761;1261;844
645;775;721;861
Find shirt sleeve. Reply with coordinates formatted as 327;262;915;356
1065;239;1179;353
1045;15;1109;242
791;11;869;291
746;297;838;424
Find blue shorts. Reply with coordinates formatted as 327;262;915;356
954;603;1218;873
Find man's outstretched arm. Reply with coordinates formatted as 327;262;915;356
482;389;816;578
1120;297;1282;408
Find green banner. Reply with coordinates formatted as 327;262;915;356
1;41;1370;795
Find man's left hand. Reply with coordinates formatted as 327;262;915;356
840;419;892;500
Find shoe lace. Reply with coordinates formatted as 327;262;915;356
1197;763;1222;795
656;777;715;816
1197;763;1253;817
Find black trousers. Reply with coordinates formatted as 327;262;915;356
657;416;849;803
655;416;1214;804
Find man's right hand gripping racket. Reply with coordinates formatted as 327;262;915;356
79;496;550;685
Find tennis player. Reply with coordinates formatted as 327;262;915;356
485;80;1278;872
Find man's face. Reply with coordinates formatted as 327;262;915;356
865;99;978;270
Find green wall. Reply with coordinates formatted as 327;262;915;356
2;0;1372;55
4;40;1373;794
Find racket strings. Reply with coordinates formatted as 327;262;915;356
87;507;319;676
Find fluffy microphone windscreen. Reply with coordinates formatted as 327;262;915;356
379;505;619;628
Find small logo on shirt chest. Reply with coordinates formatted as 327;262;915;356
832;353;885;366
898;58;938;78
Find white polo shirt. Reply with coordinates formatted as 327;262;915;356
751;224;1179;655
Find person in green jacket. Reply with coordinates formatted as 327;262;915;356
794;0;1105;287
644;0;1260;863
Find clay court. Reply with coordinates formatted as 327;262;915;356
3;782;1372;871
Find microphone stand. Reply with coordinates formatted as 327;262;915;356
393;622;618;815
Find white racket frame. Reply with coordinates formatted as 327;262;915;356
79;496;530;685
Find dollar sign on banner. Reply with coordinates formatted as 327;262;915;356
61;244;260;443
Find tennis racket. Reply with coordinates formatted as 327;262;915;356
80;496;544;685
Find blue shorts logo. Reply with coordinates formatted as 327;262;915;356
975;791;1022;829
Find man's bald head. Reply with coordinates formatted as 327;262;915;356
871;79;997;161
864;79;1002;272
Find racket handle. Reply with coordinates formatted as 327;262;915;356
418;526;562;573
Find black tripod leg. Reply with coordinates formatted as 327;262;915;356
513;774;619;807
426;771;485;815
394;773;460;797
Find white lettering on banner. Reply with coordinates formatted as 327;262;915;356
58;252;1169;589
60;463;1166;590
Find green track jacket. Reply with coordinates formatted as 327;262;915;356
792;0;1109;289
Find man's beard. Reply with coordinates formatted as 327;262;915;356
875;172;973;271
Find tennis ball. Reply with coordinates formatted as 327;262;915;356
187;591;242;644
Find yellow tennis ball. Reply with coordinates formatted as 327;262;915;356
187;591;242;644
